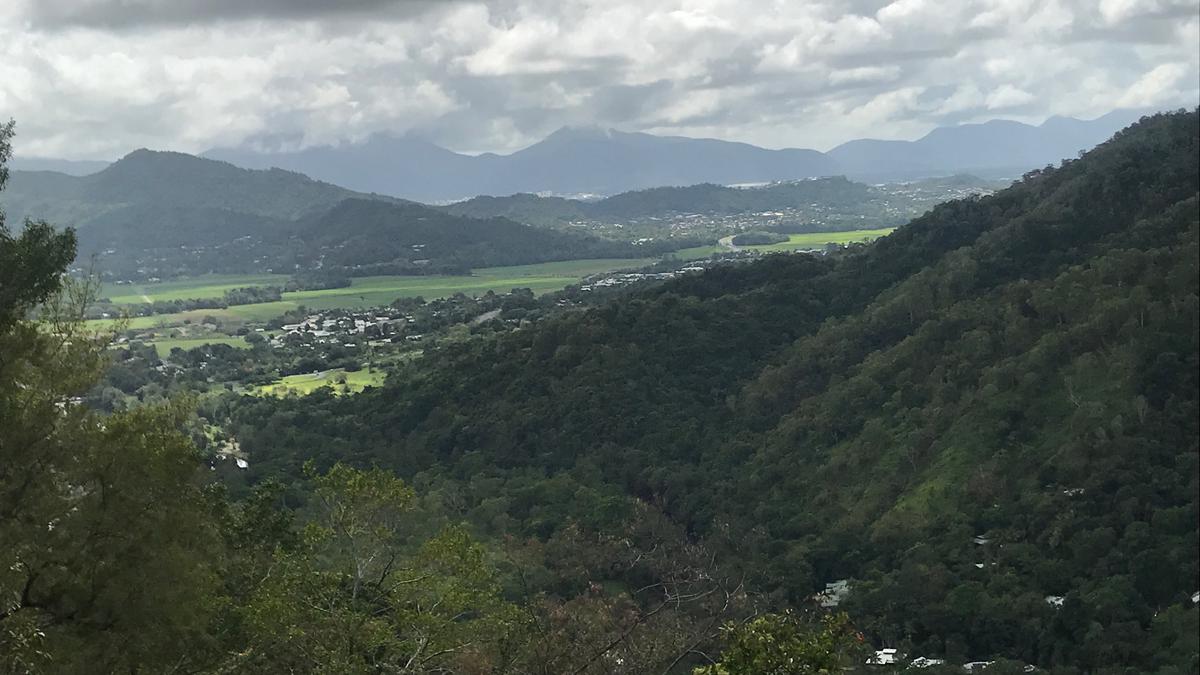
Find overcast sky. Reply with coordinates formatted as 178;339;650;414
1;0;1196;159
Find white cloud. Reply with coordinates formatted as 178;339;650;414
1117;62;1191;107
0;0;1196;159
986;84;1036;109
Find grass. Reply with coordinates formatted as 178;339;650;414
253;368;386;397
102;274;290;304
92;258;655;330
146;336;251;358
674;227;896;260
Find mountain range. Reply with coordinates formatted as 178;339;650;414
203;109;1149;200
0;151;658;278
13;110;1151;202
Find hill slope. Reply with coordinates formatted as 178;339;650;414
442;177;878;225
229;110;1200;671
296;198;674;273
1;150;661;278
4;149;366;229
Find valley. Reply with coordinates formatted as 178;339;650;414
3;109;1196;674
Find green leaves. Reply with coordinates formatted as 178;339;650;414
233;464;522;673
696;612;866;675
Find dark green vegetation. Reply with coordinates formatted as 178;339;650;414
225;111;1200;671
5;150;993;283
3;111;1197;674
730;231;790;246
3;122;788;674
444;177;874;225
2;150;671;280
302;198;678;275
442;175;1003;244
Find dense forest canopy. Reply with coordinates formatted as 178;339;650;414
226;110;1200;671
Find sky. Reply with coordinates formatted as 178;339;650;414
0;0;1197;159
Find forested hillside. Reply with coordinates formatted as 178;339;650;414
3;150;663;279
443;177;883;226
4;149;365;226
298;198;683;273
226;110;1200;671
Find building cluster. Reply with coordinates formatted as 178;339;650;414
273;310;413;348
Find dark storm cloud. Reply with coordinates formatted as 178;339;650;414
26;0;454;28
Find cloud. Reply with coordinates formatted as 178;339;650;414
986;84;1036;109
1117;62;1192;107
0;0;1196;159
21;0;450;29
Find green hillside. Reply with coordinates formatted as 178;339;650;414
300;198;683;273
442;176;880;225
1;151;667;279
228;110;1200;671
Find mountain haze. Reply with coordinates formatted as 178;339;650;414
828;109;1150;179
202;111;1149;201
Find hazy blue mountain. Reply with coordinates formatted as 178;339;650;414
827;109;1149;179
203;134;477;202
8;157;110;176
19;110;1155;204
204;127;838;202
489;126;837;197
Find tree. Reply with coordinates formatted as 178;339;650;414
694;612;866;675
232;463;522;673
1;122;224;673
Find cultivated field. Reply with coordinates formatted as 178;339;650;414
147;336;251;358
253;368;386;396
674;227;896;260
102;274;290;304
91;258;654;330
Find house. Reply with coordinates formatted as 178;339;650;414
813;579;851;608
909;657;945;669
867;649;899;666
1045;595;1065;608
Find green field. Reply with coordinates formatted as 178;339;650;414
90;236;893;332
91;258;653;330
102;274;290;304
253;368;386;396
674;227;896;260
146;336;251;358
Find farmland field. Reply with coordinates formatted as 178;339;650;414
674;227;895;260
102;274;290;304
90;258;654;330
253;368;386;396
145;336;252;358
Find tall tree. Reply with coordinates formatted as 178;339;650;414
1;122;223;674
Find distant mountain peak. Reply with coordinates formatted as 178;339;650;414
38;108;1153;201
